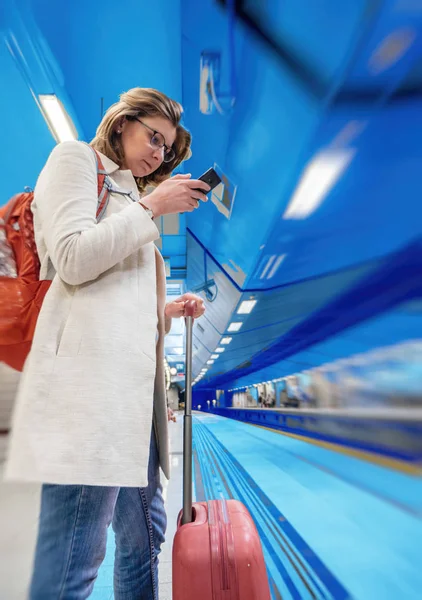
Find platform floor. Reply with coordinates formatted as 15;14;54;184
1;412;422;599
192;412;422;600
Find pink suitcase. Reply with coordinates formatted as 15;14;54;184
172;301;271;600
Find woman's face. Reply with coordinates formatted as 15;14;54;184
118;115;177;177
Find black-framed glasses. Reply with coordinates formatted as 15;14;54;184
134;118;175;163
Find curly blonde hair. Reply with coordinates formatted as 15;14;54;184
90;87;191;192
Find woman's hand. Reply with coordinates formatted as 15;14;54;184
165;293;206;320
142;174;210;218
167;407;176;423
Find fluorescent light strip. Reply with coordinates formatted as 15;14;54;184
237;300;257;315
283;149;356;220
267;254;286;279
211;354;219;359
39;94;78;143
228;322;243;332
215;348;225;353
221;337;232;345
259;255;276;279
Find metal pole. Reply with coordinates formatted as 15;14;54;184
182;302;195;525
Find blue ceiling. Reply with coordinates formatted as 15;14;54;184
2;0;422;390
182;0;422;389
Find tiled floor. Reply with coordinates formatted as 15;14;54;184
0;417;185;599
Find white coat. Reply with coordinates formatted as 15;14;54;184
5;141;171;487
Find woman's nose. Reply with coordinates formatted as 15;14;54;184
151;147;164;164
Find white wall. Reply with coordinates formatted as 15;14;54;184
167;387;180;411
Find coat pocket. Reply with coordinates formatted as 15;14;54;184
55;303;82;357
77;312;158;360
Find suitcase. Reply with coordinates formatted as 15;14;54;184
172;300;271;600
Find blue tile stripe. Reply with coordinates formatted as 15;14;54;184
193;416;352;600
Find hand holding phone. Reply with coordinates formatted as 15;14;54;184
194;167;222;194
144;172;214;217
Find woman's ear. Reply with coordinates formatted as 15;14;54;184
115;117;126;134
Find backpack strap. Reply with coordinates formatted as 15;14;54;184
89;147;111;221
38;147;112;281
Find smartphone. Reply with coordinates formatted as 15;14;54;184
196;167;222;193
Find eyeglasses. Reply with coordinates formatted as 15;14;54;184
134;118;175;163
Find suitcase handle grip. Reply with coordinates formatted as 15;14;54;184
184;299;197;318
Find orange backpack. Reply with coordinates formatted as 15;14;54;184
0;148;110;372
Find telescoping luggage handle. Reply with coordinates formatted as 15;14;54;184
182;300;196;525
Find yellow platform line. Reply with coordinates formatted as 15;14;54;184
251;423;422;476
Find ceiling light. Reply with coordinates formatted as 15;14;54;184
211;354;219;360
221;337;232;345
39;94;78;143
207;360;214;365
259;255;277;279
267;255;286;279
237;300;257;315
228;322;243;332
216;348;225;353
283;148;356;219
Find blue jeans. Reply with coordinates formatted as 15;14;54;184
29;430;166;600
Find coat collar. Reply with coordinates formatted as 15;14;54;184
97;151;120;175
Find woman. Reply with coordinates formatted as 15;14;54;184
5;87;210;599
